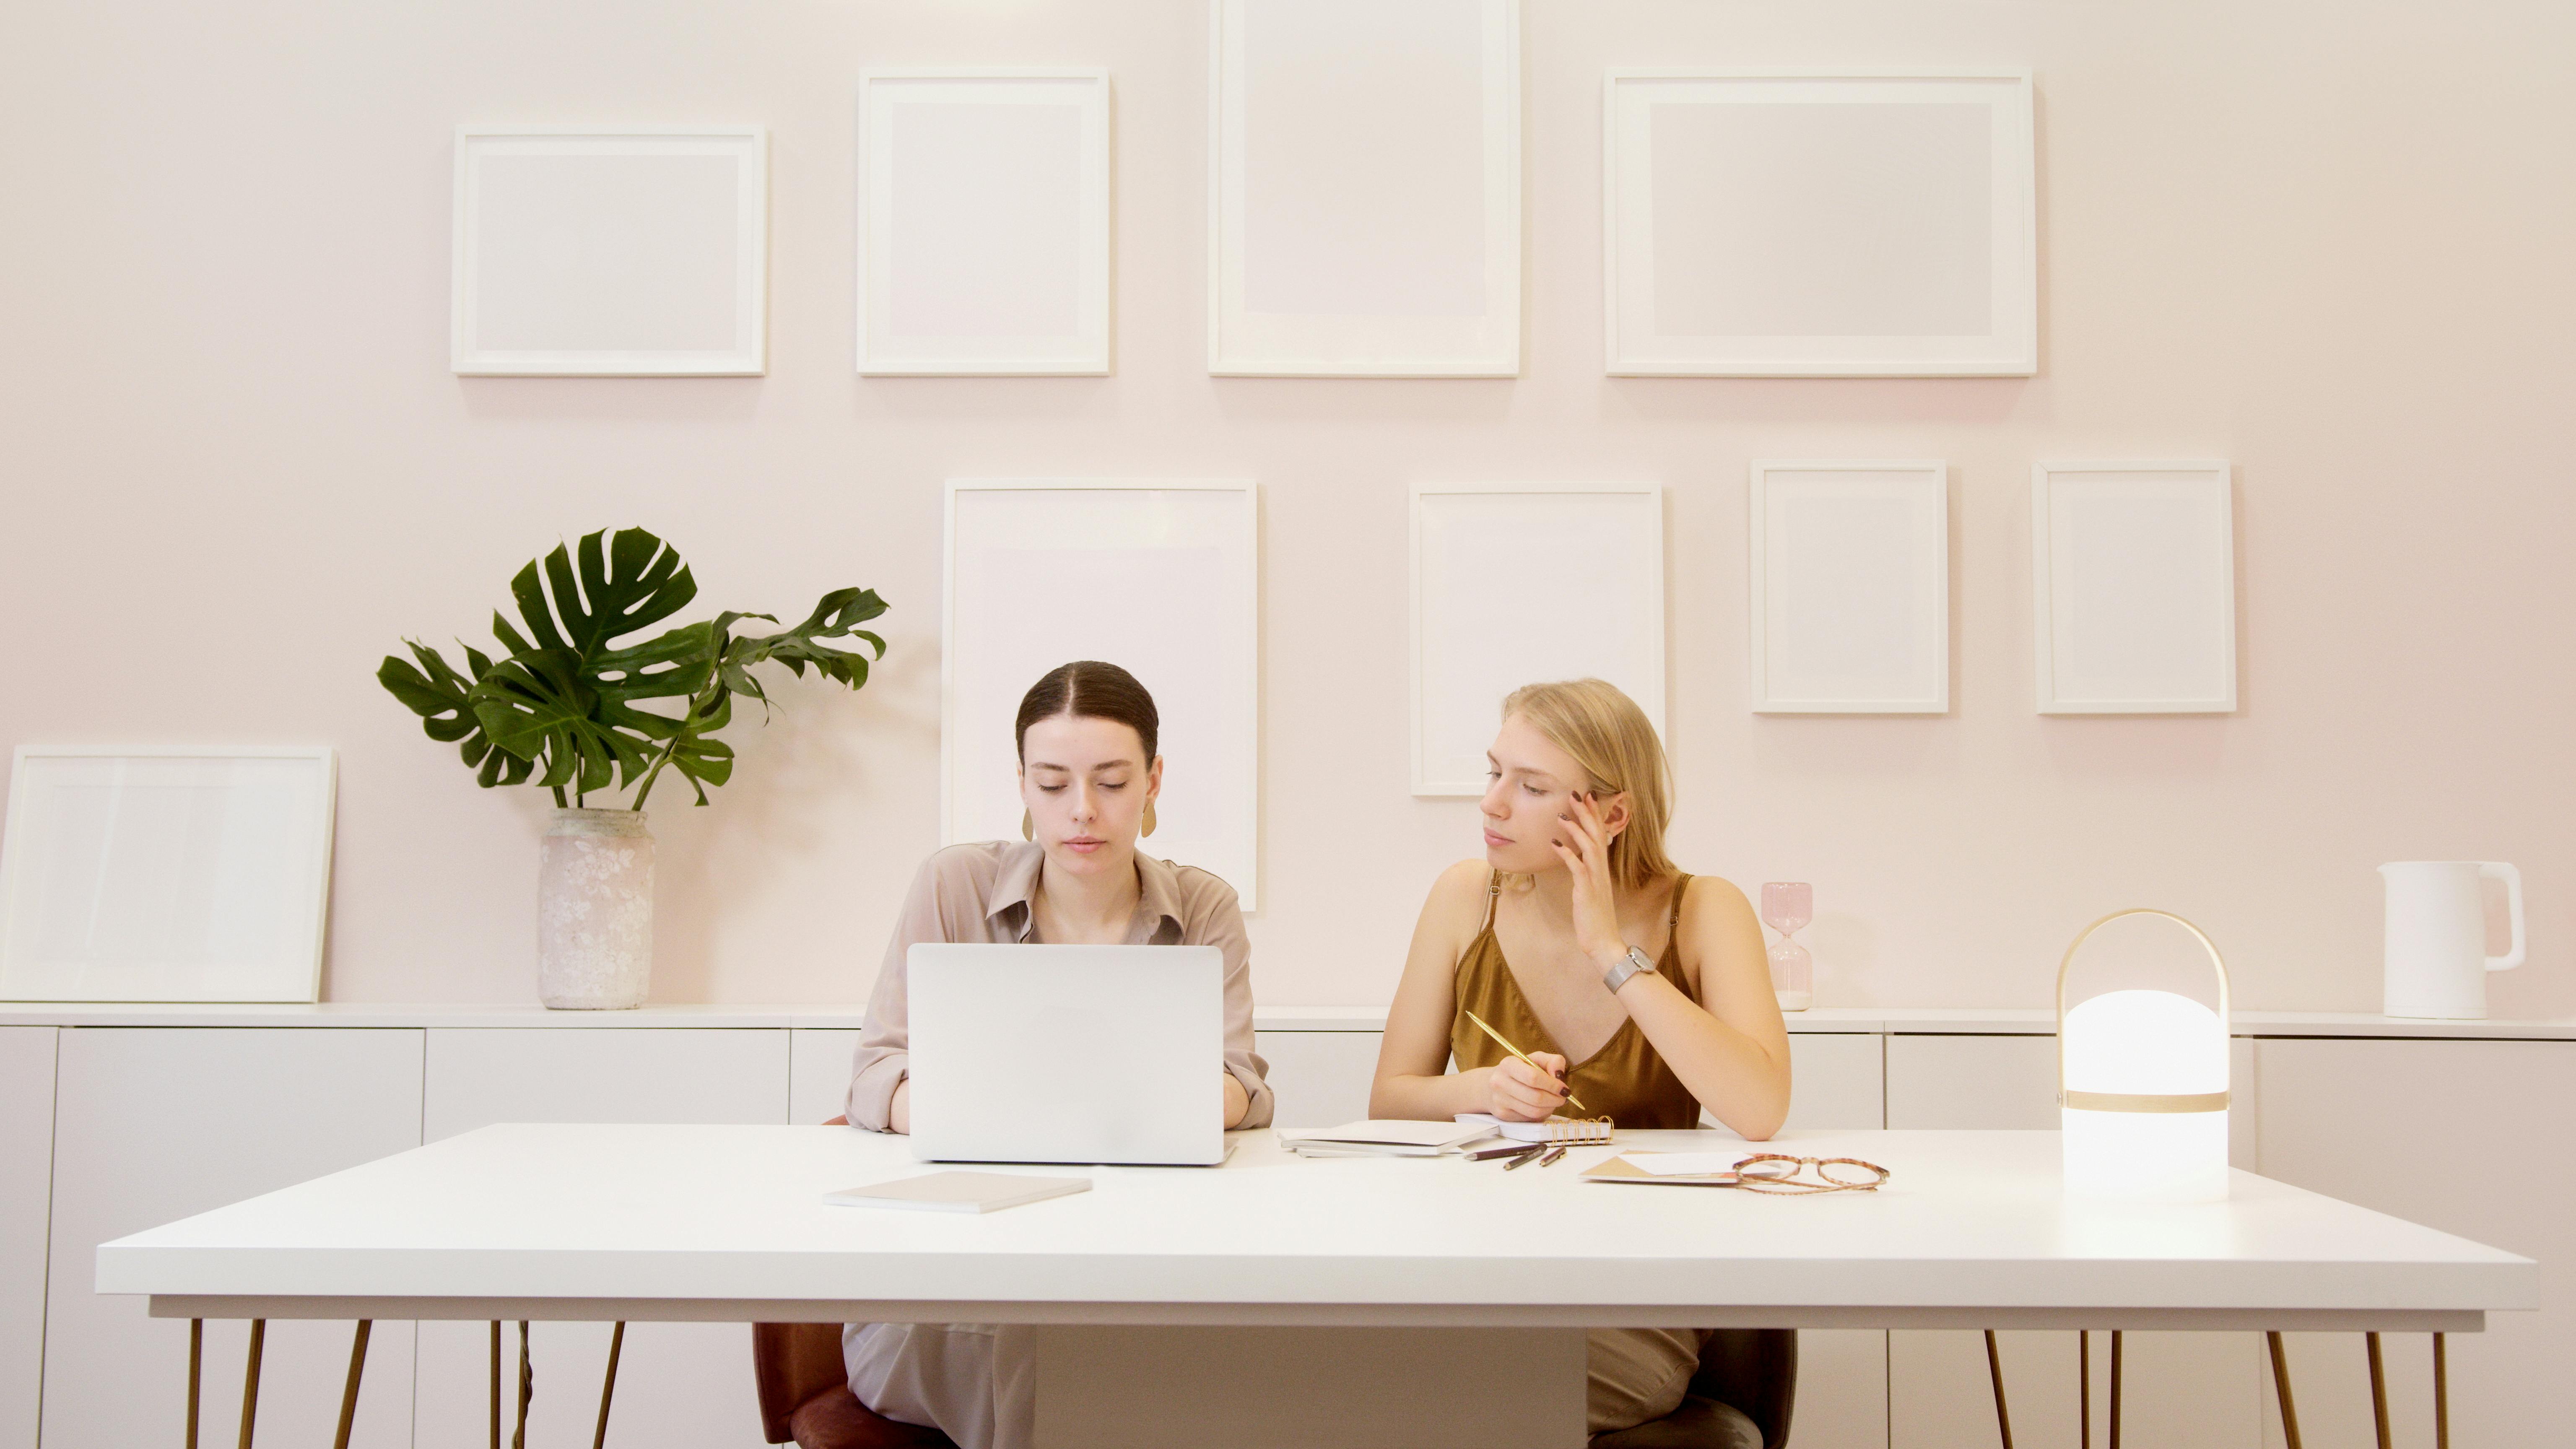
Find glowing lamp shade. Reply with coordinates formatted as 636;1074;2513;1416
2055;913;2233;1204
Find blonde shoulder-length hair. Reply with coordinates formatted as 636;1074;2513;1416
1501;678;1677;892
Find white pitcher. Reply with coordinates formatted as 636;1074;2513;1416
2379;861;2524;1019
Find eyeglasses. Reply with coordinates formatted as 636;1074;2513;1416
1731;1154;1890;1195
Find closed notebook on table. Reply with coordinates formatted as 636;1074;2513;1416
1582;1151;1749;1187
825;1171;1092;1213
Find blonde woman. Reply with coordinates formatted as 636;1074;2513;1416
1372;679;1791;1444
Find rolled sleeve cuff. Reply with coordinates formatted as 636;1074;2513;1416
847;1054;909;1132
1226;1059;1275;1130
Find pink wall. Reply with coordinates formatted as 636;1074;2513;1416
3;0;2571;1013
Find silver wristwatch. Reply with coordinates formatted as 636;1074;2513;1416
1602;945;1657;994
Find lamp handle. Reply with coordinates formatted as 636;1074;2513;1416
2054;908;2233;1106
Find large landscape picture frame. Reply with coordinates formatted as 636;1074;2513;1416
2032;461;2238;714
1410;484;1665;796
452;126;768;376
0;747;337;1002
1209;0;1522;377
943;481;1262;906
857;70;1113;376
1605;72;2036;377
1749;460;1950;714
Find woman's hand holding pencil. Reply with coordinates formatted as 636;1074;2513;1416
1465;1008;1586;1120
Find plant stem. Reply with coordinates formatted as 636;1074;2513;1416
551;785;567;809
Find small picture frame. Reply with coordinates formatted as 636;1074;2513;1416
1209;0;1522;377
452;126;768;376
1411;483;1666;795
0;748;337;1002
1605;72;2036;377
857;71;1113;375
1748;461;1950;714
2032;461;2238;714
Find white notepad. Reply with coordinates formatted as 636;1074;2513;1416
824;1171;1091;1214
1276;1120;1498;1156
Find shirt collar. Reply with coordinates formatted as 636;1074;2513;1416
986;840;1185;945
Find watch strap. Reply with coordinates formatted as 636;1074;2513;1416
1602;945;1657;994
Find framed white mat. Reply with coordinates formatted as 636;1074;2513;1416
1411;484;1665;796
1605;72;2036;377
1749;461;1949;714
0;747;336;1002
944;481;1261;906
2032;461;2237;714
1209;0;1522;377
452;126;767;376
858;71;1112;375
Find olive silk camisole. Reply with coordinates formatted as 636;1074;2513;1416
1449;872;1702;1130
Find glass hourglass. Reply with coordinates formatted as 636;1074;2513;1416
1760;882;1813;1012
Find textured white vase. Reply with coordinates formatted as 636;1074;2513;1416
537;808;653;1010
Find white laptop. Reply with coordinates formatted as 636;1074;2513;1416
906;943;1227;1166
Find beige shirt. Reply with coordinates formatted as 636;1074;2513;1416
845;840;1274;1132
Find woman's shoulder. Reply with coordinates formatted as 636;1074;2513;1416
909;840;1028;896
1672;870;1755;924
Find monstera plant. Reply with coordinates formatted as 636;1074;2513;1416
378;527;887;810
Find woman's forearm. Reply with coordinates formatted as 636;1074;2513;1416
1615;972;1790;1139
1371;1067;1488;1120
888;1080;910;1135
1224;1072;1249;1127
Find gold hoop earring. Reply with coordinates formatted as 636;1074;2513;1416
1020;810;1033;841
1143;800;1158;838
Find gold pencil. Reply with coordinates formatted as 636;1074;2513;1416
1462;1009;1589;1114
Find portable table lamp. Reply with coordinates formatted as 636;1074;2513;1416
2056;909;2232;1203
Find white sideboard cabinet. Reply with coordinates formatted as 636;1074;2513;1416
3;1005;2568;1449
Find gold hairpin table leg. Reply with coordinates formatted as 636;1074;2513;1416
2367;1333;2393;1449
2109;1330;2123;1449
2079;1332;2090;1449
332;1321;372;1449
1983;1330;2014;1449
2433;1333;2450;1449
186;1320;203;1449
593;1321;626;1449
235;1320;265;1449
2267;1332;2304;1449
488;1322;500;1449
513;1322;532;1449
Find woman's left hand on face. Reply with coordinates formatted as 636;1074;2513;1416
1550;791;1626;966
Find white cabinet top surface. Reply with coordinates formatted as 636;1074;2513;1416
98;1124;2532;1316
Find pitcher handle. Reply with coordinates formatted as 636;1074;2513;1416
2482;862;2526;971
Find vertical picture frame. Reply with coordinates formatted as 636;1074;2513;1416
944;481;1262;906
1209;0;1522;377
452;127;767;376
1748;461;1950;714
2032;461;2238;714
1605;73;2036;377
857;71;1113;375
1410;484;1665;796
0;747;337;1002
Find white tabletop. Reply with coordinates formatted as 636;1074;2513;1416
98;1125;2534;1332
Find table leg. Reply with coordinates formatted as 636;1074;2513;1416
593;1322;626;1449
2109;1330;2122;1449
332;1321;372;1449
513;1322;532;1449
235;1320;265;1449
2079;1332;2090;1449
488;1322;500;1449
2366;1333;2392;1449
1982;1330;2013;1449
2266;1332;2304;1449
2433;1333;2450;1449
186;1320;203;1449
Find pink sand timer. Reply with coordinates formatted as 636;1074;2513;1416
1761;882;1813;1012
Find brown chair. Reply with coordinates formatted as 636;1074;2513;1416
752;1322;1795;1449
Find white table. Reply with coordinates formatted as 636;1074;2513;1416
99;1125;2535;1448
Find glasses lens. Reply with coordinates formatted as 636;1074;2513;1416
1817;1158;1887;1188
1736;1155;1798;1181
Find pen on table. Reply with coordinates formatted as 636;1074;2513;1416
1462;1009;1589;1114
1501;1145;1545;1171
1537;1146;1567;1168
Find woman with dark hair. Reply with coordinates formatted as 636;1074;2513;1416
840;660;1271;1449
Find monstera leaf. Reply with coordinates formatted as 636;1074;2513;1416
377;527;888;808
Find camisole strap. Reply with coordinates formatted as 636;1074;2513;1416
1481;869;1503;933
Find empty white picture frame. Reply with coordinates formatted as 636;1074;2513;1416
452;127;767;376
1605;72;2037;377
0;748;336;1002
2032;462;2237;714
1209;0;1522;377
945;481;1261;905
1749;461;1949;714
1412;485;1665;796
857;71;1112;375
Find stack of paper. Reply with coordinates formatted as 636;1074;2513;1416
1276;1120;1500;1158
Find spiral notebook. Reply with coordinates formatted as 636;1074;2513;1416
1455;1114;1615;1145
